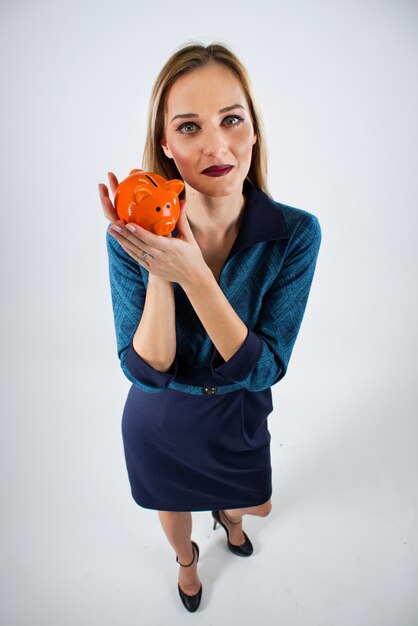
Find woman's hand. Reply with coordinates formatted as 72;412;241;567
98;171;134;240
107;200;210;288
99;171;156;271
99;172;210;286
98;172;121;223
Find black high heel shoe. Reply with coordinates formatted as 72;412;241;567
176;540;202;612
212;510;253;556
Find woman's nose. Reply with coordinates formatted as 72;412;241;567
201;127;228;156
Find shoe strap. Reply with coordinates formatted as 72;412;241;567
176;541;196;567
221;509;241;524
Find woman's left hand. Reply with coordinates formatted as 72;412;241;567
108;200;210;288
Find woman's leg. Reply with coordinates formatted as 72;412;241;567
220;499;272;545
158;511;201;595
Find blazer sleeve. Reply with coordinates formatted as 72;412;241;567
106;229;178;393
210;214;322;391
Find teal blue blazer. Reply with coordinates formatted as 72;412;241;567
106;178;322;395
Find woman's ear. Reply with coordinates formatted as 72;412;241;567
160;136;173;160
252;132;257;145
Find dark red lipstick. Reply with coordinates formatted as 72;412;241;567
202;164;234;177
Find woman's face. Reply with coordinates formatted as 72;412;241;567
160;62;257;197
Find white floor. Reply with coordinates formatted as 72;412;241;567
2;0;417;623
1;358;416;626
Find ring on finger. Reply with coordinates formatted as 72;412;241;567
139;250;150;261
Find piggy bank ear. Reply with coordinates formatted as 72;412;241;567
134;185;152;204
164;179;184;196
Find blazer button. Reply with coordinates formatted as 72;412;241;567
203;386;217;395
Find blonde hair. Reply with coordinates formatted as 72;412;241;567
142;41;271;200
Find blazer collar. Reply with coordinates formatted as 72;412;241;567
173;178;289;259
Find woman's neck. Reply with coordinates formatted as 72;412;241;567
184;186;246;240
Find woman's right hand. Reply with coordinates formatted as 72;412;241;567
98;172;122;224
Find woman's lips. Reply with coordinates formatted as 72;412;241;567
202;165;234;177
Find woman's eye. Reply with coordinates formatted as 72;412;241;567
178;122;197;133
176;115;244;134
224;115;244;126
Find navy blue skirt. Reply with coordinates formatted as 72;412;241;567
121;384;273;511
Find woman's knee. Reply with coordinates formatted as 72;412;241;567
158;510;191;515
258;499;272;517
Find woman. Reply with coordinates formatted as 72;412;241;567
99;42;321;613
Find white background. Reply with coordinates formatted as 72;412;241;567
1;0;417;624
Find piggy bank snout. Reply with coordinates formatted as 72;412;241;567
160;204;174;217
155;216;176;236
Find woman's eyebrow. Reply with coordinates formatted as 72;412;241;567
170;104;245;123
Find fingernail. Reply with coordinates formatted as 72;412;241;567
126;224;136;233
110;224;122;233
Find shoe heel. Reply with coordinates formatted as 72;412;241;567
213;520;218;530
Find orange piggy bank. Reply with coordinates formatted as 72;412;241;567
114;169;184;236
